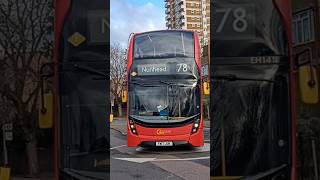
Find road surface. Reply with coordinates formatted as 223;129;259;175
110;119;210;180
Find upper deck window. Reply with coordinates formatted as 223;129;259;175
133;31;194;59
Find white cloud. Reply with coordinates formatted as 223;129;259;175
110;0;165;48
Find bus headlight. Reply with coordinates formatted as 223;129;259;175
191;119;200;134
129;120;138;135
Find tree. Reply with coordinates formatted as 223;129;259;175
0;0;53;176
110;43;127;117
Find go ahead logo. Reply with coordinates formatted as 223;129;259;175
156;129;172;135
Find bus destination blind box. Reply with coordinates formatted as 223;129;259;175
137;63;194;76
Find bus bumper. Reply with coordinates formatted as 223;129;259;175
127;128;204;147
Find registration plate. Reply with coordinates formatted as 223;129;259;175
155;141;173;146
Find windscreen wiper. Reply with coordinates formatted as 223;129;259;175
211;74;275;83
157;52;188;57
131;81;161;87
135;53;188;59
73;64;107;78
159;80;197;87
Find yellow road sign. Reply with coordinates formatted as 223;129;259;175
299;65;319;104
131;72;137;77
39;93;53;129
110;114;113;123
122;90;128;103
203;82;210;95
67;32;86;47
0;167;10;180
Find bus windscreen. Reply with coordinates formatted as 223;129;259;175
129;81;200;123
134;31;194;59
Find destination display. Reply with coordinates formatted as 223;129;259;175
137;63;194;76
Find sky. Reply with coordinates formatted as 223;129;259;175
110;0;166;48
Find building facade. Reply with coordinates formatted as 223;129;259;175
292;0;320;179
293;0;320;65
165;0;210;47
165;0;211;120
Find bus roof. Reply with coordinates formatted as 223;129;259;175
133;29;195;36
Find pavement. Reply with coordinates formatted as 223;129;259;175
11;177;53;180
11;173;53;180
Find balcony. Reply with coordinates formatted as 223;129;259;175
166;15;171;20
178;15;185;21
175;0;183;5
165;2;170;8
165;9;171;14
178;19;186;26
166;21;172;27
175;13;183;20
175;4;184;12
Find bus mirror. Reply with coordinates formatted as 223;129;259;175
295;48;319;104
39;93;53;128
203;82;210;95
122;90;127;103
298;65;319;104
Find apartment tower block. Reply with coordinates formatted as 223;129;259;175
165;0;210;47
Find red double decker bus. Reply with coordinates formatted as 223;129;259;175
126;30;204;147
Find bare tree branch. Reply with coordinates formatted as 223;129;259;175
0;0;53;175
110;43;127;109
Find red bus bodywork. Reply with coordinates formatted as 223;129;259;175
126;30;204;147
54;0;72;178
274;0;296;179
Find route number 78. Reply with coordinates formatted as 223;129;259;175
216;7;248;33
